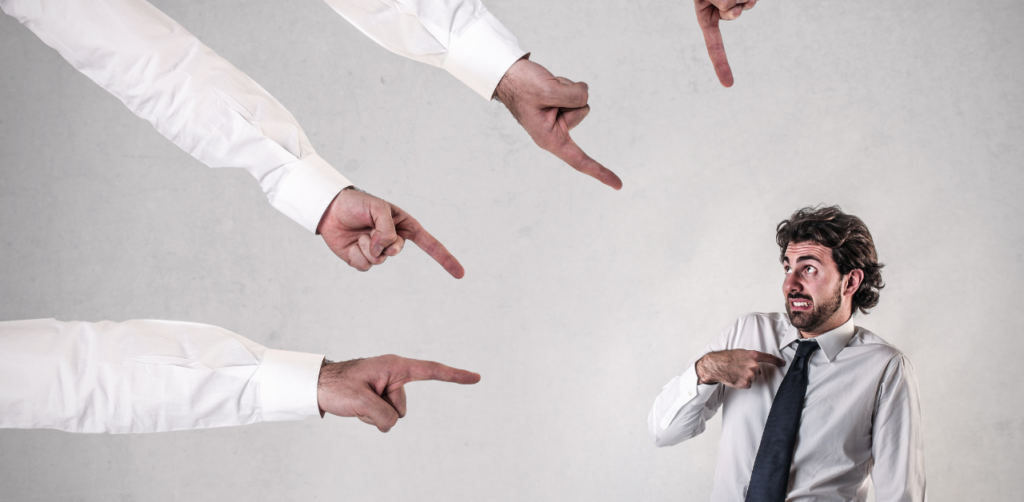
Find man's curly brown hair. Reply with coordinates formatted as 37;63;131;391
776;206;885;315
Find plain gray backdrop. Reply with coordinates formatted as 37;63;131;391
1;0;1021;500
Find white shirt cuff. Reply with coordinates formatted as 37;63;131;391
256;349;324;422
443;11;527;100
658;364;719;431
270;154;352;233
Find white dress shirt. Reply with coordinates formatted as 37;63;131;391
0;318;323;433
1;0;525;232
0;0;525;432
648;313;925;502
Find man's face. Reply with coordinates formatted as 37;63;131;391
782;241;851;335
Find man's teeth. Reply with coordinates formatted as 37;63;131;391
793;301;811;307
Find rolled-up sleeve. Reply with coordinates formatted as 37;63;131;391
1;0;352;232
0;318;323;433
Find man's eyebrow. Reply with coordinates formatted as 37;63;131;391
783;255;822;264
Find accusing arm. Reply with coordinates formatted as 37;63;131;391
2;0;463;276
321;0;524;100
0;319;481;434
2;0;348;233
0;318;324;433
321;0;622;189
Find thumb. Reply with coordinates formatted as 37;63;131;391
368;199;398;258
545;79;589;109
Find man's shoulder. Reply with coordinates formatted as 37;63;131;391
718;312;794;346
849;325;908;361
733;312;792;331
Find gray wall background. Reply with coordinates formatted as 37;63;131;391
1;0;1021;500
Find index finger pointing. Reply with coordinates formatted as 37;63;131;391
401;359;482;385
553;131;623;190
699;13;734;87
392;205;466;279
753;352;786;366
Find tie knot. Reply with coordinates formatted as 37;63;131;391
795;340;820;359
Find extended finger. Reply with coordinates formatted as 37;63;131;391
368;200;398;258
753;351;786;366
393;207;465;279
551;125;623;190
561;105;590;131
700;14;734;87
399;358;482;385
358;234;387;266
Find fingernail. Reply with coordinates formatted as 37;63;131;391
373;245;383;255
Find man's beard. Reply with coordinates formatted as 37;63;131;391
788;279;844;333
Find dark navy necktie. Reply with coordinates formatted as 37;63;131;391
745;340;821;502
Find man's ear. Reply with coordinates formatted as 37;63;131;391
845;269;864;297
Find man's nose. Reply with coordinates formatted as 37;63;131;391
784;273;801;293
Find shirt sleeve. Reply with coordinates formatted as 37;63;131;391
647;320;742;447
0;318;324;434
870;354;927;501
321;0;527;99
1;0;352;233
647;362;724;447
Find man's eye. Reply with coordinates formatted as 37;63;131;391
784;267;791;274
806;266;816;274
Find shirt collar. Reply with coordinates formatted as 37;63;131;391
780;315;857;362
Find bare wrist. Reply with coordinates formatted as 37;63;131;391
696;354;716;385
493;55;530;103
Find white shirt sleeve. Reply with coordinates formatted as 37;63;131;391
1;0;352;233
647;320;743;447
870;354;927;501
647;363;724;447
321;0;527;99
0;318;324;434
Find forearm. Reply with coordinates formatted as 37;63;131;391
320;0;526;99
2;0;350;232
0;318;322;433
